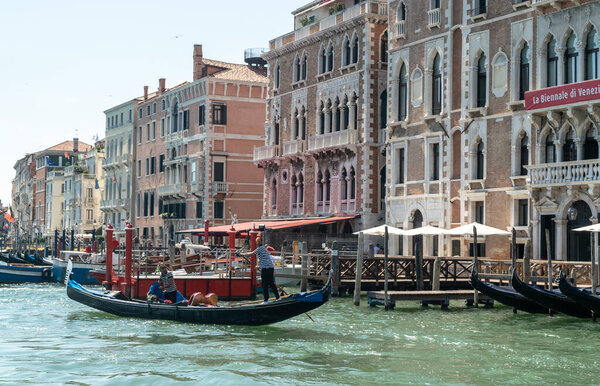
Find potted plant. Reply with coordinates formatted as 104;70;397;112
329;3;345;15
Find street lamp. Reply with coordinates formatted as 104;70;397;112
567;206;578;221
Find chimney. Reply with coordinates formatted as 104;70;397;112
193;44;204;81
158;78;166;94
143;85;149;101
73;137;79;154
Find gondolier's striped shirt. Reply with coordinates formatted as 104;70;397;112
253;245;274;269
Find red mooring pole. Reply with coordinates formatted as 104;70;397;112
249;225;258;290
204;219;210;245
125;221;134;298
104;224;114;290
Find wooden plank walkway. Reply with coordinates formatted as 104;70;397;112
367;290;491;309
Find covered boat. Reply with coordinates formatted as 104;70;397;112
511;270;591;318
66;270;332;326
470;271;548;314
558;273;600;315
0;262;53;283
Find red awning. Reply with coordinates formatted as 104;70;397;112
178;215;357;235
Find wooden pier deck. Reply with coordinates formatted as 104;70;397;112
367;290;492;309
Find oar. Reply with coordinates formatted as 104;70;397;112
276;283;315;322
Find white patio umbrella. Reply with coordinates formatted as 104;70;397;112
353;224;407;236
404;225;450;236
447;222;510;236
574;224;600;295
354;224;405;310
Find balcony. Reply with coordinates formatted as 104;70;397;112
290;202;304;216
427;8;441;29
119;198;130;208
212;182;228;197
253;145;279;162
100;199;118;211
102;157;119;170
269;1;388;51
528;159;600;187
395;21;406;39
283;140;305;156
513;0;531;9
308;130;356;152
158;183;189;198
532;0;576;10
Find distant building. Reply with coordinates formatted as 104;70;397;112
258;0;389;241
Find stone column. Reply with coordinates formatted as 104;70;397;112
340;103;347;132
531;217;540;260
576;139;584;161
555;219;568;261
325;106;331;134
556;47;566;85
424;68;433;115
577;41;586;82
300;111;306;140
349;101;356;130
537;48;547;89
331;103;338;133
316;107;322;135
555;140;563;162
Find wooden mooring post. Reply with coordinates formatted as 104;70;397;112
300;242;308;292
432;256;441;291
331;242;340;297
384;226;390;310
354;232;364;306
473;226;479;307
545;228;553;290
523;240;531;282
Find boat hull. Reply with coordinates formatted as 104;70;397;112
558;274;600;314
52;259;105;284
66;276;331;326
0;264;53;283
511;271;591;318
470;272;548;314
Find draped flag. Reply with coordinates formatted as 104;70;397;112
4;212;14;223
95;178;100;189
45;156;57;166
64;152;70;160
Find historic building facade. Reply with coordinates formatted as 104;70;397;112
259;0;389;234
385;0;598;259
102;100;137;239
133;45;267;245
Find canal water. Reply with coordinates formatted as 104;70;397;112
1;283;600;385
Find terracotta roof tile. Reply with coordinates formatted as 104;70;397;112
203;58;267;83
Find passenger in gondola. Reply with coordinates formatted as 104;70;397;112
158;263;178;304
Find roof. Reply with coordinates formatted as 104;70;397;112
45;140;92;153
178;215;357;235
292;0;336;15
203;58;267;83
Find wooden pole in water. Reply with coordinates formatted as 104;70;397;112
300;242;308;292
592;232;597;296
415;236;423;291
384;226;389;310
511;227;517;273
473;226;479;307
354;232;364;306
331;241;339;297
432;256;441;291
545;228;552;290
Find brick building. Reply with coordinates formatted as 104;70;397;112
135;45;267;245
258;0;389;238
385;0;598;259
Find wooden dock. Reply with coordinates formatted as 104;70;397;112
367;290;492;309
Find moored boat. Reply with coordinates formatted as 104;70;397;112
66;269;332;326
511;270;591;318
558;273;600;315
470;271;548;314
51;251;111;284
0;262;53;283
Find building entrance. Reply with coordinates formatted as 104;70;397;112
566;201;592;261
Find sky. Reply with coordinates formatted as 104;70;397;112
0;0;308;207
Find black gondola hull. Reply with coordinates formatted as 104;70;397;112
470;272;548;314
558;274;600;313
511;271;591;318
67;278;331;326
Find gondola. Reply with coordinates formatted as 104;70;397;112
511;270;591;318
558;273;600;315
470;271;548;314
67;271;332;326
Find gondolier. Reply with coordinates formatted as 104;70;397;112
159;264;178;303
244;237;280;303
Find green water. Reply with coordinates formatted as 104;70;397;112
1;283;599;385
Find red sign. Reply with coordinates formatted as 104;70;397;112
525;79;600;110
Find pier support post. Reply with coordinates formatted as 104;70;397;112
384;227;390;309
300;242;308;292
523;240;531;283
168;240;175;268
354;232;364;306
415;238;423;291
125;221;134;299
545;228;553;290
104;224;114;290
331;242;340;297
432;256;441;291
473;226;479;307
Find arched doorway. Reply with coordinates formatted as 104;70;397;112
567;201;592;261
